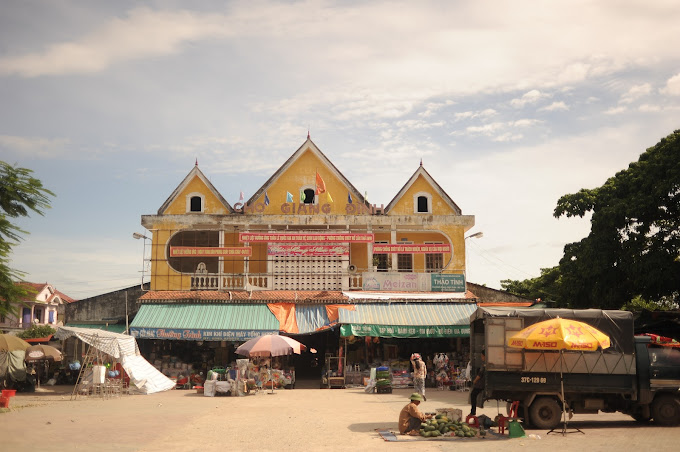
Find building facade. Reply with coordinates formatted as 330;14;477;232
130;137;481;378
0;282;75;334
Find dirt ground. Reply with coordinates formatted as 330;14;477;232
1;381;678;452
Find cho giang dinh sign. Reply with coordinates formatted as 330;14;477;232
362;272;466;292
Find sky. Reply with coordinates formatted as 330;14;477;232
2;0;679;300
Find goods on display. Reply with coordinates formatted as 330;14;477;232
419;414;484;438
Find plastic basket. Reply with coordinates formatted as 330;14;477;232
0;396;9;408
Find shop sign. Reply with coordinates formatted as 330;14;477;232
362;272;428;291
267;244;349;256
340;324;470;338
430;274;466;292
372;244;451;254
129;327;277;341
239;232;374;243
169;246;252;257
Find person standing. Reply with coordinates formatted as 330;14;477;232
469;351;485;416
411;353;427;401
398;393;432;435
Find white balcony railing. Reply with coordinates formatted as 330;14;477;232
190;273;364;291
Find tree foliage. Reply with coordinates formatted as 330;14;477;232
0;161;55;316
551;130;680;309
16;324;56;339
501;266;562;303
502;130;680;310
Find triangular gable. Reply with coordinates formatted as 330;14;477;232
247;137;367;208
384;164;462;215
158;164;233;214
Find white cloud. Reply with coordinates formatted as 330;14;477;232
510;90;550;108
661;73;680;95
454;109;497;121
620;83;652;104
0;8;233;77
540;101;569;112
0;135;71;157
605;106;627;115
638;104;661;112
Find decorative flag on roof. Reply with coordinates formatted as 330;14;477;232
286;192;293;203
300;191;306;202
347;192;352;204
315;171;326;195
264;192;270;206
327;191;333;203
239;191;244;203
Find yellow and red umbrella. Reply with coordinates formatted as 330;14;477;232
508;317;611;351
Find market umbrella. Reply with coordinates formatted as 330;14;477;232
25;344;63;362
235;334;307;393
0;334;31;352
508;317;611;435
235;334;307;358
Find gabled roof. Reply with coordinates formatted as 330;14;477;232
247;137;367;206
157;163;233;214
384;164;462;215
13;282;77;303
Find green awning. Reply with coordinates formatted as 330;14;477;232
129;304;279;341
339;303;477;338
65;323;128;334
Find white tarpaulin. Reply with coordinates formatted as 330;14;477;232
121;355;176;394
55;326;174;394
55;326;138;359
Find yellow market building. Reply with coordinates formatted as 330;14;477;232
131;136;480;384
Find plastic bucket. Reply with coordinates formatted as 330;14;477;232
1;389;17;398
508;420;526;438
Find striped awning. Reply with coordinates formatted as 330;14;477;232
338;303;477;338
129;304;279;341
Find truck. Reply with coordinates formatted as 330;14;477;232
469;307;680;428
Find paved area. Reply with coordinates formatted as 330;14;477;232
1;382;678;451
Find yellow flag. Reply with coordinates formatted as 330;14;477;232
327;191;333;203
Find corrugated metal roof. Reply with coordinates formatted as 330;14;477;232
338;303;477;326
130;304;279;331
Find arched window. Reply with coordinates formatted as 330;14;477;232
186;193;205;213
413;192;432;213
303;188;316;204
190;196;202;212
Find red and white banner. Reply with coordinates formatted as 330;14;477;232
239;232;374;243
267;244;350;256
372;244;451;254
170;246;252;257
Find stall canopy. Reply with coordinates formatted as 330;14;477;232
55;326;174;394
339;302;477;338
129;304;280;341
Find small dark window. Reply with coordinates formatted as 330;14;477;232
303;189;315;204
417;196;429;213
373;254;389;272
397;254;413;272
190;196;202;212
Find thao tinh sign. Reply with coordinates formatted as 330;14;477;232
362;272;466;292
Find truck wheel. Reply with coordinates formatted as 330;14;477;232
529;397;562;430
652;394;680;426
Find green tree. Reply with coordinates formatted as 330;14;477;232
16;323;56;339
553;130;680;309
0;161;55;316
501;266;562;303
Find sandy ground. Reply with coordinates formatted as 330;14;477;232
1;381;678;452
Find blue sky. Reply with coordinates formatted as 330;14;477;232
2;1;679;300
